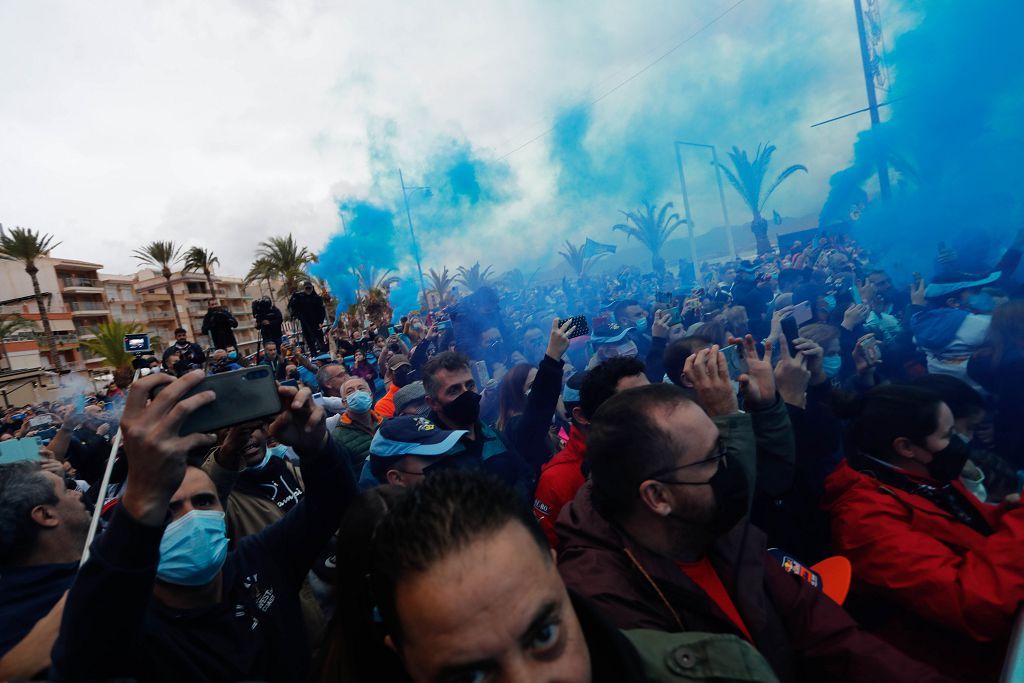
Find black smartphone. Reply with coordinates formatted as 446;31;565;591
154;367;282;435
558;315;590;339
665;307;682;326
780;315;800;357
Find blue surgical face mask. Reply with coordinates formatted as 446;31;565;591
966;293;994;314
823;295;837;313
227;351;238;360
157;510;229;586
346;390;373;414
823;355;842;378
250;442;287;470
634;317;649;332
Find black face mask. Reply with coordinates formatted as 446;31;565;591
707;457;749;534
660;456;749;535
441;390;481;427
925;434;971;483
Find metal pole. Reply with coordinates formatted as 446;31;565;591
709;145;736;258
399;169;428;310
79;367;140;566
674;144;702;283
853;0;891;200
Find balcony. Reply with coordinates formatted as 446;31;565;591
61;276;103;293
74;326;97;340
67;301;110;317
186;292;212;300
148;310;176;322
142;292;171;303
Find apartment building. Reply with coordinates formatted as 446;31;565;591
0;256;112;373
101;269;261;354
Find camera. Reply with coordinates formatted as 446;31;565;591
123;333;151;354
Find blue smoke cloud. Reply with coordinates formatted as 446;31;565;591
823;0;1024;277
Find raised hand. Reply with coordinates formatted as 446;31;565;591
546;317;574;361
268;385;327;458
651;309;672;339
774;336;811;408
731;334;776;410
120;371;218;526
684;345;739;417
793;336;826;385
842;303;871;331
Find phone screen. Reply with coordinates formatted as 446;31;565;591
665;307;682;326
791;301;812;326
849;285;863;305
721;344;748;381
780;316;800;357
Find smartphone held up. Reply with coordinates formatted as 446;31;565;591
152;367;281;436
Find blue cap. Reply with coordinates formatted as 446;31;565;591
370;416;467;458
590;321;634;345
314;353;333;362
924;271;1001;299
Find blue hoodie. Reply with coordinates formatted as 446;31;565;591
911;308;969;351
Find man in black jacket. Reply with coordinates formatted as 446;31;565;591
200;300;238;350
161;327;206;371
288;281;327;355
50;371;357;682
252;296;284;348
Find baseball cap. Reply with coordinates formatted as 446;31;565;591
562;371;587;405
314;353;334;363
370;416;466;458
590;321;634;346
393;381;427;415
386;354;412;371
768;548;851;605
924;271;1001;299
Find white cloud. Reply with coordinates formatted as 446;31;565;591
0;0;915;278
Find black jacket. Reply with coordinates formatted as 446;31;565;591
50;436;357;683
502;354;564;473
288;291;326;325
201;308;239;350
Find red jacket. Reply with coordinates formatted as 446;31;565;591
533;425;587;548
823;460;1024;679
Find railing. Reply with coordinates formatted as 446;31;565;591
67;301;109;312
62;276;100;288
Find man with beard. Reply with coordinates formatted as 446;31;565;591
421;351;534;501
162;327;206;371
555;380;952;683
288;281;328;356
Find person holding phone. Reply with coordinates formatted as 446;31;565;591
50;372;358;683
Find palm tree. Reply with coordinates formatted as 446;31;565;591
133;240;186;333
426;267;456;305
183;246;220;299
244;257;278;300
0;225;63;373
82;320;143;388
353;264;400;294
456;262;495;292
612;202;685;272
559;240;609;278
253;234;317;295
0;314;35;371
715;143;808;255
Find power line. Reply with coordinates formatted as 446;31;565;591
495;0;753;161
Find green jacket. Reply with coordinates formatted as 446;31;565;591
624;629;780;682
331;417;378;474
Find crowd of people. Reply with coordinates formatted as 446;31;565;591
2;227;1024;682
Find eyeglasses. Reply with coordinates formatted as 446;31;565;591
642;439;727;485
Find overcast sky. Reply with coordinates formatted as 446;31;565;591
0;0;917;278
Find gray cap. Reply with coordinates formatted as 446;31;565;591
393;381;426;415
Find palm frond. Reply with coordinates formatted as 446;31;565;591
0;225;62;263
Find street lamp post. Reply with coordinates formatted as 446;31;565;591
675;141;736;259
399;168;431;310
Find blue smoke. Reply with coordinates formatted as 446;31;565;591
823;0;1024;278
